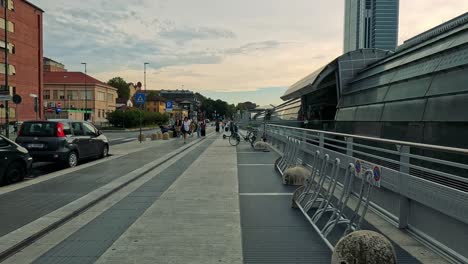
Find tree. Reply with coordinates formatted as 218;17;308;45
108;77;130;99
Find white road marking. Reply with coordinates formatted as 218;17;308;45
123;138;137;142
109;138;124;142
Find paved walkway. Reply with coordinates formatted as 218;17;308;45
95;138;242;264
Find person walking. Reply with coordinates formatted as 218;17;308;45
197;120;202;138
175;118;182;138
182;116;191;143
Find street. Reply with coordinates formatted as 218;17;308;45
14;128;163;181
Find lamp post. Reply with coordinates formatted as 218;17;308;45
4;1;9;138
81;62;87;121
144;62;149;91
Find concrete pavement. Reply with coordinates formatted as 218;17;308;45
95;138;242;264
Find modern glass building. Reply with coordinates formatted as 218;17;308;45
344;0;399;52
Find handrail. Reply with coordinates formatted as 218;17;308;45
267;124;468;155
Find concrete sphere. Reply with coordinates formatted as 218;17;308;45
331;230;397;264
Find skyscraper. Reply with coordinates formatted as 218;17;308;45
344;0;399;53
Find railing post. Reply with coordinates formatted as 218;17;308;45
319;132;325;148
398;145;411;229
346;137;353;156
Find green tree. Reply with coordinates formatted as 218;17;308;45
108;77;130;99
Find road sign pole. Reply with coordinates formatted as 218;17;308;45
4;1;9;138
139;106;142;143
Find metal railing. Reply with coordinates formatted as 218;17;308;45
266;124;468;264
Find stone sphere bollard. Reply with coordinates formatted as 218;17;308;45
331;230;397;264
157;133;163;140
151;134;158;141
163;133;170;140
282;166;310;185
168;131;174;138
254;141;268;151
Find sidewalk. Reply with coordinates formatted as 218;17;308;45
96;138;243;264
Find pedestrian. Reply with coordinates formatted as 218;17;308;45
175;118;182;138
197;120;202;138
215;120;220;133
182;116;191;143
200;119;206;137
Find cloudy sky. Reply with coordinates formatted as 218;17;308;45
32;0;467;105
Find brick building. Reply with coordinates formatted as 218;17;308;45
44;72;118;123
0;0;43;122
43;57;66;72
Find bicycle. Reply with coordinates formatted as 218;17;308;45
228;124;241;146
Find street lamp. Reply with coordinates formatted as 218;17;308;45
144;62;149;91
81;62;87;121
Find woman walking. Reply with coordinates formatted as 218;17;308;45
182;117;191;143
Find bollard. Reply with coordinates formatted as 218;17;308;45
138;134;146;142
331;230;397;264
253;141;268;151
282;166;310;185
163;133;170;140
151;134;158;141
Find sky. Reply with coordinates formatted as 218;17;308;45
31;0;468;106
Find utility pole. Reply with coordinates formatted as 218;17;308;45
4;1;9;138
81;62;87;121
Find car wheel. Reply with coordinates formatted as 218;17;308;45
66;151;79;168
100;144;109;158
5;162;25;184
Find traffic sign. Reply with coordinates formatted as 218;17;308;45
57;102;62;108
12;94;22;104
56;108;62;113
165;101;173;112
135;93;146;105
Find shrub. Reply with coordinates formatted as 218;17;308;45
107;110;169;128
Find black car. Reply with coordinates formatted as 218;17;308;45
0;135;33;185
15;120;109;168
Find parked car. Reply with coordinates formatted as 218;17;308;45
15;120;109;168
0;135;32;185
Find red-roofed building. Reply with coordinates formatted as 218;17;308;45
43;71;118;122
0;0;44;122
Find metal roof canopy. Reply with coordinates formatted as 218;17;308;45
281;49;390;101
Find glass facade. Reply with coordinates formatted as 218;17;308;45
344;0;399;52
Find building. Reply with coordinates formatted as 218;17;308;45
145;93;166;113
159;89;201;118
43;57;66;72
344;0;399;52
43;72;118;122
115;83;139;109
278;12;468;149
0;0;43;122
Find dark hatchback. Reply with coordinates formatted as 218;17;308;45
0;135;33;185
15;120;109;168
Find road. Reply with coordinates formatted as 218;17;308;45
105;128;161;146
26;128;161;178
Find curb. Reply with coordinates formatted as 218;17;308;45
0;132;215;262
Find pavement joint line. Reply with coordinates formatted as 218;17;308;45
239;193;293;196
237;151;269;154
0;132;216;263
0;139;177;196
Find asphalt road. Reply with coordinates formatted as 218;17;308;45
26;129;161;178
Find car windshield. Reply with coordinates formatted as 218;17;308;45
21;122;56;137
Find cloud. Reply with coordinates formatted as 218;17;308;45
159;26;236;45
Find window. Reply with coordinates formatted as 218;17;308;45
62;122;72;136
58;90;65;100
0;41;15;54
0;85;14;95
107;93;114;102
97;92;105;101
86;90;94;100
21;122;56;137
67;90;78;100
0;64;16;75
0;18;14;32
0;0;14;11
0;137;9;147
71;122;84;136
52;90;58;100
43;90;50;100
83;123;97;136
98;109;101;118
